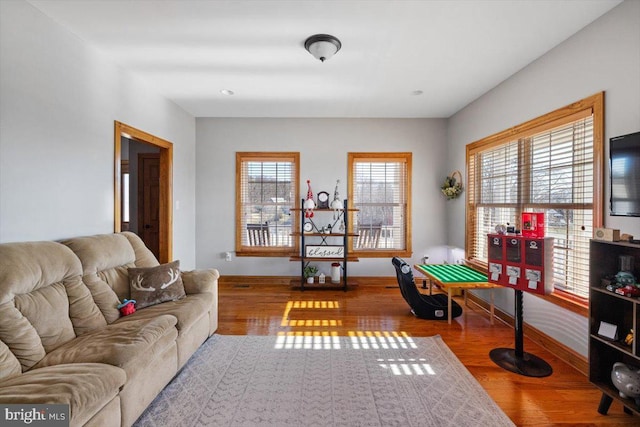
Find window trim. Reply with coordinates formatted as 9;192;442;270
347;152;412;258
465;92;604;314
235;152;300;257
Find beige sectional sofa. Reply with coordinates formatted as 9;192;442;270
0;232;219;427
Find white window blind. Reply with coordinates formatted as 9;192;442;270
350;154;411;253
236;153;298;254
468;116;595;299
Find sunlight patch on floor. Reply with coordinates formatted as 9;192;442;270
281;300;342;327
348;331;417;349
275;331;341;349
378;358;436;376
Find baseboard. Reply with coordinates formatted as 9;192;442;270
220;275;295;286
465;292;588;376
219;275;398;287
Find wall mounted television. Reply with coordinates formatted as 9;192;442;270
610;131;640;217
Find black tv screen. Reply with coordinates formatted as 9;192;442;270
610;131;640;217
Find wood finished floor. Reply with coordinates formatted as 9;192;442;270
217;281;638;426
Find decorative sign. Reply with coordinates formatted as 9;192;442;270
598;321;618;340
305;245;344;258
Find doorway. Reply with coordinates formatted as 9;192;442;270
114;121;173;263
137;152;160;258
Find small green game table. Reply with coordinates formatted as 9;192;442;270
413;264;501;324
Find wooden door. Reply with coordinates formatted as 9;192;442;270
138;153;160;259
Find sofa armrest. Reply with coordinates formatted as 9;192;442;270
181;269;219;295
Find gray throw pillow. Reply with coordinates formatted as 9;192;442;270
128;260;186;309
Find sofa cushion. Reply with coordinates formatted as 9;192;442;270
65;278;109;336
0;241;81;303
120;231;160;268
129;260;186;309
0;340;21;381
182;269;220;295
63;233;160;323
0;363;126;427
34;315;178;376
14;283;76;353
114;293;211;333
0;302;46;371
0;240;106;371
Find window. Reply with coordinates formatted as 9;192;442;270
466;93;604;306
121;160;130;231
236;152;300;256
348;153;412;258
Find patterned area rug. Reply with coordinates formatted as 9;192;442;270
134;334;514;427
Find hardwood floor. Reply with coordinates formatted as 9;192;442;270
217;281;638;426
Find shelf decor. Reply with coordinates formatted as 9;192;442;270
305;245;344;258
303;265;318;284
441;170;463;200
304;179;315;218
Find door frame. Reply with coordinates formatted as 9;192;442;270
114;121;173;263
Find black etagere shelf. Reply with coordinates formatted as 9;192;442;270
289;199;358;291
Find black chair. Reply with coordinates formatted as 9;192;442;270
392;256;462;320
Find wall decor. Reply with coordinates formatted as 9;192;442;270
441;170;463;200
305;245;344;258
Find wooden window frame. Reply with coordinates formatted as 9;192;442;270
465;92;604;316
348;152;412;258
235;152;300;257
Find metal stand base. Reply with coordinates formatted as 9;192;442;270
489;348;552;377
490;289;552;377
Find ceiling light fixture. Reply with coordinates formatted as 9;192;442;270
220;89;234;96
304;34;342;62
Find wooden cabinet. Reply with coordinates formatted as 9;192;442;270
589;239;640;415
290;199;358;290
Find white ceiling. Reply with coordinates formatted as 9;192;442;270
28;0;622;118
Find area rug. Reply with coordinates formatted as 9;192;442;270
134;334;514;427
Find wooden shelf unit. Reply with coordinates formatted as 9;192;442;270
589;239;640;416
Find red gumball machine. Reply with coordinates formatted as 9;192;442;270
487;223;554;377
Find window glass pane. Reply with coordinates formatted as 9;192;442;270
350;154;410;252
474;206;517;262
122;173;130;223
479;142;519;204
237;154;298;252
543;208;592;298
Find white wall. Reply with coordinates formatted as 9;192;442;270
0;0;197;268
196;118;449;276
446;0;640;357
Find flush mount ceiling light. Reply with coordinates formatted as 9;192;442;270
304;34;342;62
220;89;234;96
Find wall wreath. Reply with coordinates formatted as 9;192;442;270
441;170;463;200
